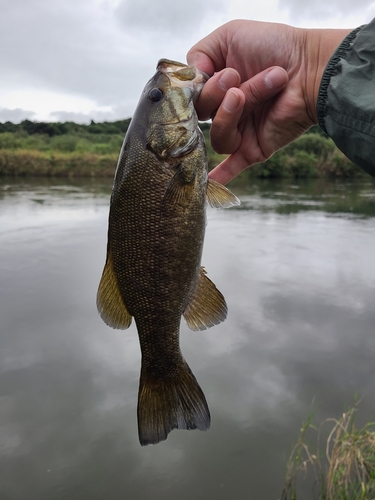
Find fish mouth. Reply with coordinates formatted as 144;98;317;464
157;58;209;88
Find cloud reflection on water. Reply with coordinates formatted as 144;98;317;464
1;178;375;499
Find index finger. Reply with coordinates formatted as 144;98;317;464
208;153;250;185
194;68;241;121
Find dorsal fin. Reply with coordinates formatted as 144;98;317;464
183;267;227;331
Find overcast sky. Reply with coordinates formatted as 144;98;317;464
1;0;373;123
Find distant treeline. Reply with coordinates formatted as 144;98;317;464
0;119;365;180
0;118;132;137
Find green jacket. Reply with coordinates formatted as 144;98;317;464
317;18;375;177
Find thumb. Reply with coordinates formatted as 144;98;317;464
186;50;216;76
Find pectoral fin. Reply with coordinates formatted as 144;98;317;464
183;267;227;331
97;251;132;329
162;166;195;208
206;178;240;208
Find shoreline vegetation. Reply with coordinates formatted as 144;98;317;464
0;119;366;184
282;402;375;500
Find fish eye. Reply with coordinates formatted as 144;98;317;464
148;88;164;103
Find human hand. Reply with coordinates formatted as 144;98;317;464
187;20;351;184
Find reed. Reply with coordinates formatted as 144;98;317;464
282;403;375;500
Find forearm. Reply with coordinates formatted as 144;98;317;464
301;28;352;123
316;19;375;176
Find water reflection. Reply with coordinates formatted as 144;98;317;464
1;177;375;499
235;177;375;217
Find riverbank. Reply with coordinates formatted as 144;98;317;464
0;149;117;177
0;120;367;181
0;142;365;183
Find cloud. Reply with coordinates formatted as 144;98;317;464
1;0;372;124
49;106;129;123
0;108;36;123
0;0;146;109
116;0;226;34
0;0;227;123
279;0;374;24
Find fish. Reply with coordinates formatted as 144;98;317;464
97;59;240;446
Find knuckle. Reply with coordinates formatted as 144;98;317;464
210;125;237;155
211;138;227;155
210;129;228;154
241;81;264;112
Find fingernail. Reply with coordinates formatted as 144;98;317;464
264;67;287;90
218;70;240;92
222;90;241;113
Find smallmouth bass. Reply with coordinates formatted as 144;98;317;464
97;59;240;446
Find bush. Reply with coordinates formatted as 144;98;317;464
289;150;319;178
251;150;289;178
49;135;79;152
286;133;335;160
320;150;364;177
23;134;51;151
0;132;21;149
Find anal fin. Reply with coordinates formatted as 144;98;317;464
183;267;227;331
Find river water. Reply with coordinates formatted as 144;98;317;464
1;177;375;499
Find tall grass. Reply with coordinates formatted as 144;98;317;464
282;403;375;500
0;149;117;177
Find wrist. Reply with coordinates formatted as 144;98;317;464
301;28;352;123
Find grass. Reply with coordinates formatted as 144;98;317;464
282;402;375;499
0;149;117;177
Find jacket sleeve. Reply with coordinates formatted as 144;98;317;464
316;18;375;177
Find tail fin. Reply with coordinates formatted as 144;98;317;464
137;361;210;446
